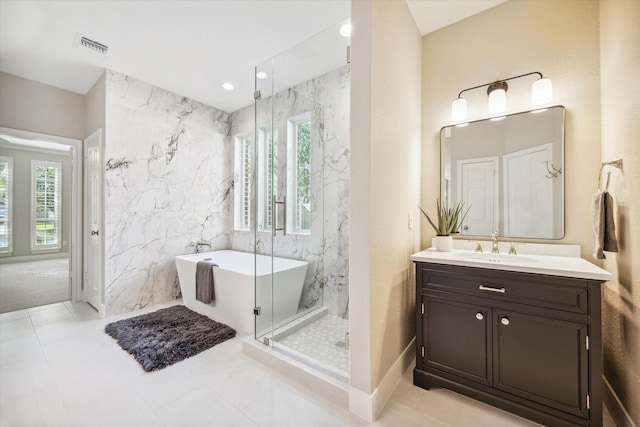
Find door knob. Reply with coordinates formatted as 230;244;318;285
475;312;484;320
463;225;469;230
91;230;99;236
500;317;510;326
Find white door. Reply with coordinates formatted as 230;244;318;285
84;129;104;314
503;144;554;238
457;157;498;235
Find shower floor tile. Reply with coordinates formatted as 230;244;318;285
277;314;349;375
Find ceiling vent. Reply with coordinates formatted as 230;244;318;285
75;34;109;55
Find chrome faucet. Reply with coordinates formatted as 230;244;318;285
491;231;500;254
508;242;518;255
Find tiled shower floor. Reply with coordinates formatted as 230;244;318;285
277;314;349;376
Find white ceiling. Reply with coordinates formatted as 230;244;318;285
0;0;507;114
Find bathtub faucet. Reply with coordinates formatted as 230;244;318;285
193;241;211;253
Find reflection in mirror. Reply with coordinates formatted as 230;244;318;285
441;106;565;239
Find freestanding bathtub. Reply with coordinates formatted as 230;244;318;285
175;250;308;333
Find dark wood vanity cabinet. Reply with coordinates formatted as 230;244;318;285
414;262;604;427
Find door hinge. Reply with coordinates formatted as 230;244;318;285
253;306;261;316
254;90;262;100
421;346;425;358
421;303;424;314
586;394;590;410
346;45;351;64
586;335;589;351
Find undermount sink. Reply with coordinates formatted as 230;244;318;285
456;252;538;264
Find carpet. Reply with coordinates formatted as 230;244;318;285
105;305;236;372
0;258;71;313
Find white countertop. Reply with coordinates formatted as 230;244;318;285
411;248;613;282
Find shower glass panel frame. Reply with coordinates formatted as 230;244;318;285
253;60;326;344
253;19;350;381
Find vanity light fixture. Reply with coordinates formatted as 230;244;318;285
222;82;234;91
451;72;552;122
256;72;268;80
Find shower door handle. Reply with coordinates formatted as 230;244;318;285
273;196;286;236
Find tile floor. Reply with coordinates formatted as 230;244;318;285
278;314;349;377
0;300;616;427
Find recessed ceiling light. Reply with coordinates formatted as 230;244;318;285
256;72;268;80
222;82;234;91
339;23;352;37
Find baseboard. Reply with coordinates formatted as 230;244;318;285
94;303;106;318
603;376;638;427
349;337;416;422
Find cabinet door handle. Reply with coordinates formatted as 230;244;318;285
479;284;506;293
475;312;484;320
501;317;510;326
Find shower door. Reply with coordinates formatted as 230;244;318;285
253;55;325;344
253;19;351;380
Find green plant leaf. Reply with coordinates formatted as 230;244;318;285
419;199;470;236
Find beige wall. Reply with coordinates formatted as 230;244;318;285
421;0;639;424
85;71;106;137
0;72;85;140
349;0;373;395
421;0;601;257
600;1;640;425
350;0;421;410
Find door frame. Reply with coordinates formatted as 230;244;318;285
83;128;105;316
456;156;499;235
0;126;83;301
502;143;553;237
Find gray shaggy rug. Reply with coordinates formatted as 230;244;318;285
105;305;236;372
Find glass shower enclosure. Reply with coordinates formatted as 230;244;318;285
253;20;351;381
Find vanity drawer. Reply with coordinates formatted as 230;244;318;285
420;264;589;315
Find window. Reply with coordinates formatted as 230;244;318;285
0;156;13;254
287;112;311;234
234;135;252;230
258;128;278;231
31;160;62;251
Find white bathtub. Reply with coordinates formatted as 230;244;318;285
175;250;308;333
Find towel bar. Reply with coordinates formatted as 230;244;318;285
598;158;623;190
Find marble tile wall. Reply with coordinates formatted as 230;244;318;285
103;66;349;319
230;66;350;318
104;71;233;315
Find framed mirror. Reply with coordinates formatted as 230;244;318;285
441;106;565;239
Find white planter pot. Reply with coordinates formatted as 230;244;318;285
434;235;453;252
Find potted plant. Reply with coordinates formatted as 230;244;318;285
419;199;469;252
